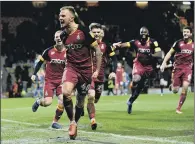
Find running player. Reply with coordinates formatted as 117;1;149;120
113;26;163;114
59;6;102;139
31;30;66;129
160;26;194;114
85;23;117;130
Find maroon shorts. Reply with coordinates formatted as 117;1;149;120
132;61;153;77
62;67;92;95
172;68;192;87
44;79;62;98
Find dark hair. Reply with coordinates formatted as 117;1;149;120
89;23;102;31
183;26;192;33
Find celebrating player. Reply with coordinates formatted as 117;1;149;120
31;30;66;129
84;23;117;130
59;6;102;139
113;26;163;114
160;26;194;114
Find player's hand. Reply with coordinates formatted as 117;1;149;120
92;70;99;79
112;42;122;50
108;72;116;79
60;30;68;42
160;63;166;72
31;75;36;83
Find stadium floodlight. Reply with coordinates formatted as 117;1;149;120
136;1;148;9
182;2;191;5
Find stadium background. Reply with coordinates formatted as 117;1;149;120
1;1;194;97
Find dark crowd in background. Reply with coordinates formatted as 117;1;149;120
1;1;194;97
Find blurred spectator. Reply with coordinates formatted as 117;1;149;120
107;77;115;96
21;65;30;92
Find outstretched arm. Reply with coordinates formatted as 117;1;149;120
160;48;175;72
91;41;102;79
112;41;132;49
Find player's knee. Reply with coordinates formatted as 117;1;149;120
62;89;72;97
132;74;141;83
88;89;95;104
76;99;85;108
58;94;64;105
62;89;72;102
43;97;52;106
172;87;179;94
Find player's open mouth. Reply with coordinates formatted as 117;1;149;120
60;20;65;25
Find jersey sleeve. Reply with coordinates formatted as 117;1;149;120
39;47;51;61
170;40;180;53
80;25;97;47
151;39;161;52
125;40;135;48
106;42;116;57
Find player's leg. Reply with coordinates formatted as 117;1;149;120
94;82;103;103
127;74;145;103
176;71;192;114
51;83;64;129
32;81;54;112
88;82;102;130
62;68;78;139
171;69;181;94
127;62;146;114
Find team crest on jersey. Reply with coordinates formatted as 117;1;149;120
51;51;55;55
77;34;80;40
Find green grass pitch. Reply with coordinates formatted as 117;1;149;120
1;93;194;144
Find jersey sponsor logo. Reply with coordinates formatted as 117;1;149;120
50;59;65;64
65;44;83;50
138;48;150;53
180;49;193;54
180;43;184;47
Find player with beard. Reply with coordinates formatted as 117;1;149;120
59;6;102;139
82;23;117;130
160;26;194;114
113;26;163;114
31;30;66;129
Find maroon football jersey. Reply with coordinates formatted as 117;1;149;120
172;39;194;69
92;41;114;75
63;25;96;74
128;38;160;66
41;46;66;80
